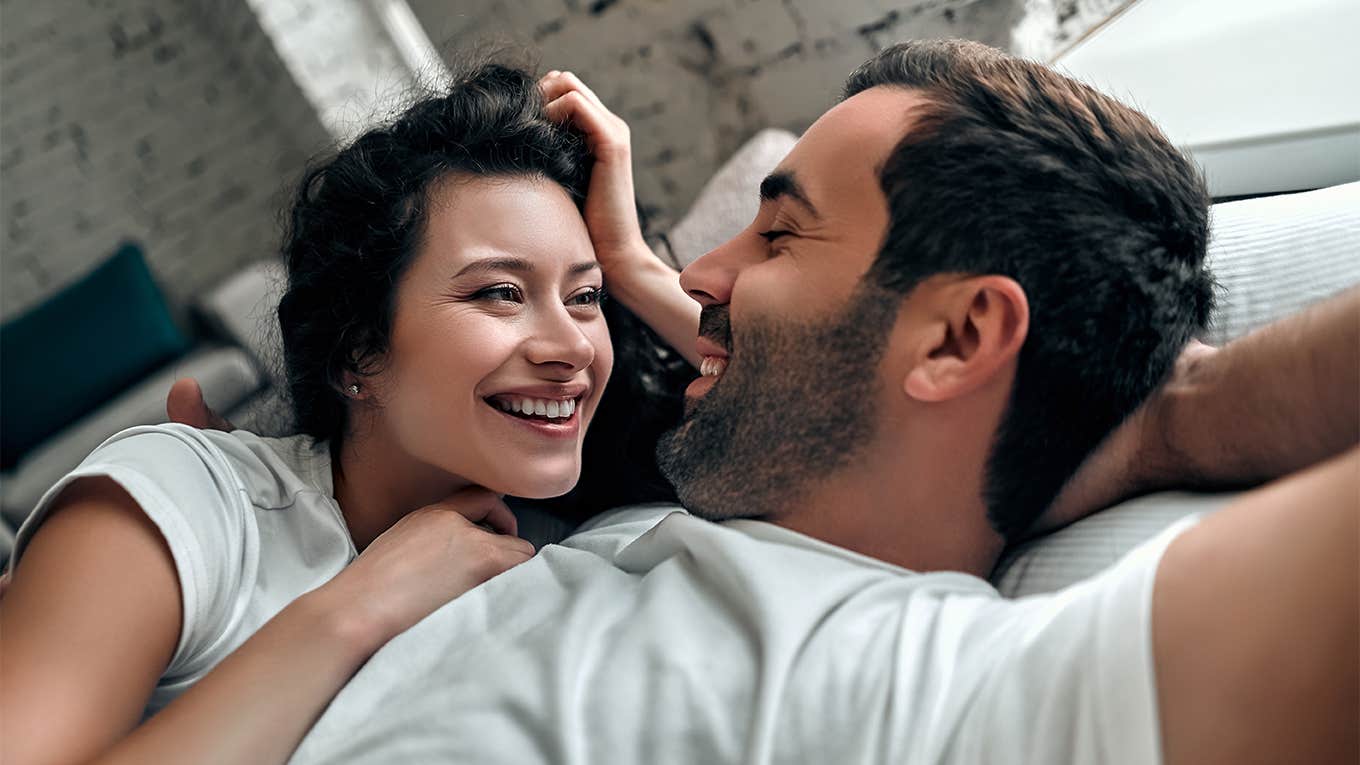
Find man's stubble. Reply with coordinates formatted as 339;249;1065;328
656;285;900;521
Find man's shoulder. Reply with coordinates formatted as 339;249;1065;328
560;503;687;561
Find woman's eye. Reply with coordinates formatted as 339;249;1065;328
757;229;793;243
476;284;523;302
568;287;606;307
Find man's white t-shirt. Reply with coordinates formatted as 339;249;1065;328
13;424;1192;763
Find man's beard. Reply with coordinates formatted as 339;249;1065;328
656;286;899;521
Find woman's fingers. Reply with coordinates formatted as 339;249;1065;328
431;487;519;539
478;502;521;539
540;70;628;151
539;70;605;110
544;91;622;145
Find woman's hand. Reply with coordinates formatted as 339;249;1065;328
539;70;651;275
324;487;534;645
540;70;703;367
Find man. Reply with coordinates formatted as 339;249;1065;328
172;40;1357;764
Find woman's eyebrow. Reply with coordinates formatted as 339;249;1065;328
454;257;600;278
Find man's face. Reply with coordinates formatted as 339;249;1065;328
658;86;928;520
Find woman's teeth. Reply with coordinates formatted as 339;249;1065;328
700;356;728;377
495;397;577;419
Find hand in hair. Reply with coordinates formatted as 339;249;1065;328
539;71;648;272
539;70;702;368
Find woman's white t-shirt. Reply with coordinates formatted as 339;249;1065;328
12;423;355;715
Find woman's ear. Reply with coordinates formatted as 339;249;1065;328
904;276;1029;403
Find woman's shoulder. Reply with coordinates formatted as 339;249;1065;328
80;424;333;510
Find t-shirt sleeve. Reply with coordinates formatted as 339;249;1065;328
10;424;255;676
773;515;1199;765
934;516;1202;765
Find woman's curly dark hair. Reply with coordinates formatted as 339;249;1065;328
277;61;689;519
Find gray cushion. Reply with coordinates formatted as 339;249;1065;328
196;259;287;385
666;128;799;268
0;346;262;526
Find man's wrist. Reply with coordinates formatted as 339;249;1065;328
1142;340;1223;490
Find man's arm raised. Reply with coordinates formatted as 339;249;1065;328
1152;446;1358;764
1042;286;1360;531
1154;285;1360;487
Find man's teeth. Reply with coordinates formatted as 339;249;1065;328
700;356;728;377
497;397;577;419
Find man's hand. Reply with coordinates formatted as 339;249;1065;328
1039;285;1360;534
1036;340;1218;534
166;378;235;432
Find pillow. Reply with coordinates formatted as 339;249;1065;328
991;491;1236;597
195;258;287;385
0;243;190;468
0;346;262;527
665;128;799;268
1204;182;1360;344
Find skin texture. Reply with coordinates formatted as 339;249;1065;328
655;292;898;521
335;176;614;550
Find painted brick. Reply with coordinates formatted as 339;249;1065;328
404;0;1036;232
0;0;328;323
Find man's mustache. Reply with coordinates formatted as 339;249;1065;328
698;306;732;353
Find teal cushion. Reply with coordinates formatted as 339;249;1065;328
1;243;190;468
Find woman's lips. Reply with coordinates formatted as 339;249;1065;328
485;398;581;440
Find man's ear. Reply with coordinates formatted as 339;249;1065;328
903;276;1029;403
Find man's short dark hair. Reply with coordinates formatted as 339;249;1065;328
844;39;1214;540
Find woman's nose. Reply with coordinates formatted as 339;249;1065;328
525;307;596;372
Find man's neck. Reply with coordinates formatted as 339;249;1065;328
770;410;1006;578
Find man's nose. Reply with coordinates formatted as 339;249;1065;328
679;233;761;307
525;306;595;372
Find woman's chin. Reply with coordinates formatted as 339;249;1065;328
490;468;581;500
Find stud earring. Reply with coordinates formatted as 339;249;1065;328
347;383;360;396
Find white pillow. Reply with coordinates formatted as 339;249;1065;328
991;492;1235;597
1205;182;1360;344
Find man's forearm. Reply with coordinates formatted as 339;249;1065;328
1154;285;1360;487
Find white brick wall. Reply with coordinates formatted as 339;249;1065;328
406;0;1027;232
0;0;329;322
244;0;425;142
0;0;1105;322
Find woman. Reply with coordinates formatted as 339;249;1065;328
0;63;699;763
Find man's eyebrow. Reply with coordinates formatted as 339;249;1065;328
454;257;600;278
759;171;821;220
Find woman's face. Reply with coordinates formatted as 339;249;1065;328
368;174;613;498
